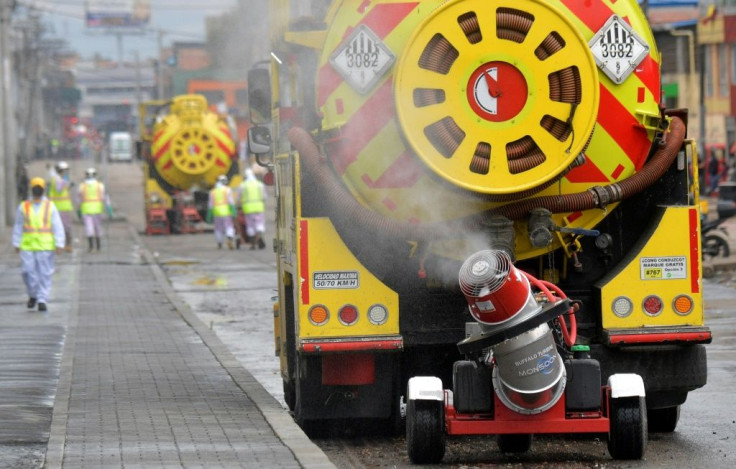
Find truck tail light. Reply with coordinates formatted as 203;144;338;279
643;295;663;316
308;305;329;325
338;304;358;325
673;295;694;315
367;304;388;325
612;296;633;318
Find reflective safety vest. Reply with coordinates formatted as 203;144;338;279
80;181;103;215
211;186;231;217
240;180;264;214
20;200;55;251
48;177;73;212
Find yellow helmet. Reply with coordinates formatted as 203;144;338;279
30;177;46;189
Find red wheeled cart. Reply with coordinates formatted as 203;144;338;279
405;251;648;464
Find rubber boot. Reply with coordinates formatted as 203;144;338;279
88;237;94;253
95;237;101;251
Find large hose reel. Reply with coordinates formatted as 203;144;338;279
151;94;236;190
394;0;600;196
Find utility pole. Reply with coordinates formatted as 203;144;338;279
134;50;141;108
0;0;13;231
133;49;141;137
156;28;164;99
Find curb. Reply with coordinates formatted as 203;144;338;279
42;249;82;469
129;224;336;469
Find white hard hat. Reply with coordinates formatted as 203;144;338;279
85;167;97;177
244;168;254;179
56;161;69;171
217;174;228;184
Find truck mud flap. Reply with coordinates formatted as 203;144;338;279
590;343;706;407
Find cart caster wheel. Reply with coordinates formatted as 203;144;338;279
406;399;445;464
497;434;533;453
608;396;647;460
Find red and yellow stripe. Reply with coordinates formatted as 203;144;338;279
316;0;660;228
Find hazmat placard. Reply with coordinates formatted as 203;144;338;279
640;256;687;280
313;271;359;289
329;24;395;95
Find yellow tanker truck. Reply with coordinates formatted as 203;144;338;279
139;94;240;234
246;0;711;454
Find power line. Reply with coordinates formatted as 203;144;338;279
19;0;238;13
17;1;207;40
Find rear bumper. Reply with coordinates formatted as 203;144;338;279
603;326;712;346
300;335;403;353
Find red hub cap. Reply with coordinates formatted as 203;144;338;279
467;61;528;122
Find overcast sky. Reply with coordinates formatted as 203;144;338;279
20;0;238;61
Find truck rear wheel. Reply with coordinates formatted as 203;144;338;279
648;405;680;433
406;399;445;464
294;356;327;438
283;379;295;411
607;396;647;460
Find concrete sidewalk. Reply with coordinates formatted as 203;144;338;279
0;219;334;468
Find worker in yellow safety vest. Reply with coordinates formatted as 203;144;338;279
48;160;74;252
206;174;236;249
237;168;267;250
77;167;113;252
12;177;66;312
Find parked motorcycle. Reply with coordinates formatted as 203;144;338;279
702;199;736;260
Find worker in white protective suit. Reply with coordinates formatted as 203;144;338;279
48;160;74;252
12;177;66;312
237;168;267;250
206;175;236;249
77;167;113;252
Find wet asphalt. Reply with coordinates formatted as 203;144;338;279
0;160;735;467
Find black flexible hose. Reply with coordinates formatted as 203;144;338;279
288;116;685;240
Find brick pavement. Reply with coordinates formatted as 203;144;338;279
1;219;334;468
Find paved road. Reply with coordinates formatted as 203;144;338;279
0;159;331;469
132;162;736;467
3;158;735;467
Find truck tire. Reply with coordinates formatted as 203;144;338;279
386;369;405;436
406;399;445;464
648;405;680;433
497;434;533;453
608;396;647;460
592;344;707;410
293;355;327;438
283;379;295;411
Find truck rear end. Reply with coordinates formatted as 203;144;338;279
249;0;710;435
